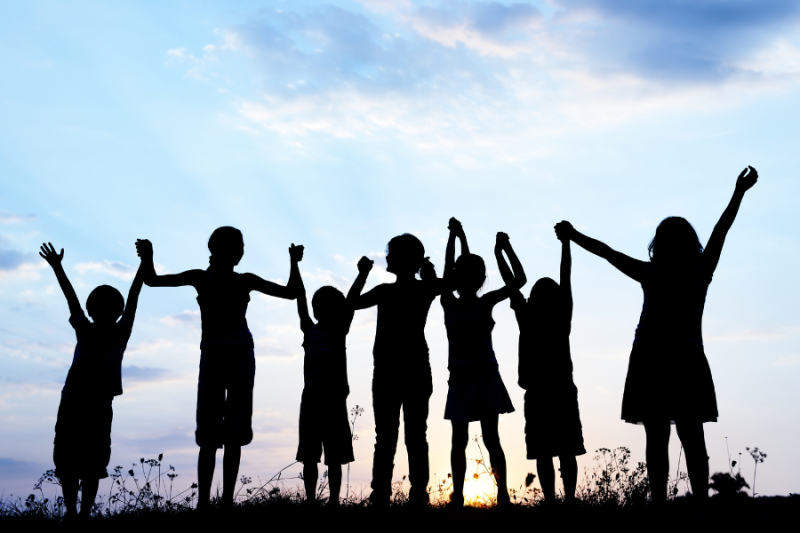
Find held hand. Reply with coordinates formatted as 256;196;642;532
289;243;304;263
39;242;64;267
135;239;153;260
357;256;374;274
735;166;758;194
495;231;510;248
554;221;574;242
448;217;464;236
419;257;436;281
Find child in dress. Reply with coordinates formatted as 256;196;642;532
555;166;759;503
509;232;585;504
40;242;144;522
136;228;300;509
349;233;446;506
442;219;523;506
291;245;372;506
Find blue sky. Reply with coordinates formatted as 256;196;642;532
2;0;799;500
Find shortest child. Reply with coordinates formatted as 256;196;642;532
291;245;372;505
511;231;586;504
40;242;144;522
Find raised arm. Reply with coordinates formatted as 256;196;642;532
703;166;758;275
289;244;312;332
444;217;468;290
135;239;204;288
559;238;573;330
555;221;648;283
39;243;82;316
244;245;303;300
484;232;527;307
122;259;145;323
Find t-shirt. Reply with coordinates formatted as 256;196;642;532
196;269;254;348
510;291;572;391
441;293;498;376
303;321;350;395
63;310;134;397
372;281;437;377
634;262;712;345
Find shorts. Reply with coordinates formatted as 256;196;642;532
195;345;256;448
53;393;113;480
295;388;354;465
524;386;586;459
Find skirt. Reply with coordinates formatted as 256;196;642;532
53;393;113;480
524;385;586;459
621;338;718;424
444;369;515;422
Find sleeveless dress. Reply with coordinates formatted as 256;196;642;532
621;261;718;424
442;294;514;422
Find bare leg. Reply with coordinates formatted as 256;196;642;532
537;457;556;501
480;415;509;504
676;421;708;500
79;478;99;520
643;421;671;503
60;476;79;518
328;465;342;506
221;445;241;507
198;446;217;509
450;421;469;504
303;462;319;502
558;455;578;503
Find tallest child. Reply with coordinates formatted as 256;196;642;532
350;234;448;506
136;228;300;510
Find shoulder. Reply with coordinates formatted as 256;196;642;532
69;310;90;330
509;290;526;310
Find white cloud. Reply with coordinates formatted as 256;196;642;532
772;355;800;367
160;310;201;328
74;260;165;281
0;212;34;224
0;260;46;282
126;339;173;355
707;327;800;342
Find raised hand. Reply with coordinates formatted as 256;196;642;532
39;242;64;268
289;243;305;263
735;166;758;194
136;239;153;260
448;217;464;236
554;221;574;242
496;231;510;248
357;256;374;274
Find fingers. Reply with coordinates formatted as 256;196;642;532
738;167;748;179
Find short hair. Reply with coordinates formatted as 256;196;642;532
208;226;244;255
312;286;346;320
86;285;124;321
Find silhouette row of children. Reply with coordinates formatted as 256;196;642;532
40;167;758;519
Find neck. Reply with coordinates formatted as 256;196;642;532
394;271;416;283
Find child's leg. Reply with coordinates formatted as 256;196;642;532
197;446;217;508
370;382;402;504
222;444;242;506
60;476;79;517
536;457;556;501
558;455;578;502
643;421;671;502
79;478;99;519
450;421;469;503
328;464;342;505
479;415;509;503
303;462;319;502
402;387;432;504
675;421;708;500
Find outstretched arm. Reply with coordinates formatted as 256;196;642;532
289;244;313;332
703;166;758;275
344;256;374;326
39;243;82;316
444;217;468;290
135;239;204;288
555;221;647;282
122;260;146;323
559;238;573;331
244;245;303;300
485;232;527;306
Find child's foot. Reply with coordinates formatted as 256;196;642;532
496;492;511;508
448;492;465;508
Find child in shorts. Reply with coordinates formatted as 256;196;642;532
136;228;300;509
40;242;144;522
291;246;372;505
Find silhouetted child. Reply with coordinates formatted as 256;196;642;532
135;228;300;510
40;242;144;522
350;233;447;506
555;166;759;503
442;219;523;507
510;233;585;504
291;246;372;506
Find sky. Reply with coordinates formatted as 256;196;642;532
1;0;799;501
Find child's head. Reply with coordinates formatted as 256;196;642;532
385;234;425;275
453;253;486;295
86;285;124;324
208;226;244;267
648;217;703;266
312;286;347;324
529;277;561;317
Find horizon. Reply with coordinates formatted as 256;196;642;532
2;0;799;501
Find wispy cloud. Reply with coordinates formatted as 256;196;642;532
74;260;165;281
0;212;34;224
160;310;201;328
